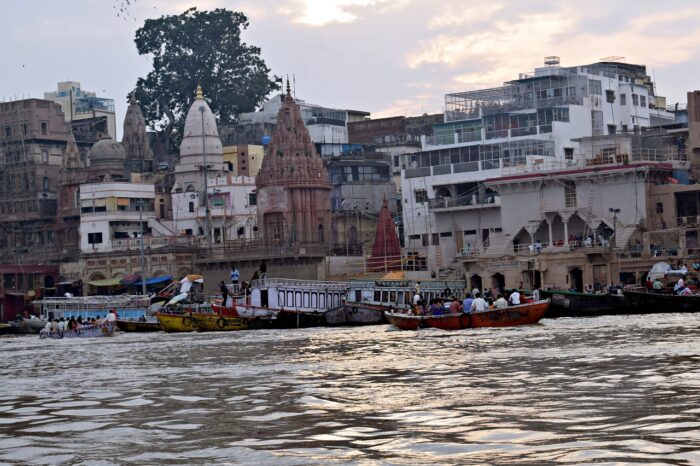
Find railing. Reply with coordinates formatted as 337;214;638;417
429;195;500;210
110;236;194;250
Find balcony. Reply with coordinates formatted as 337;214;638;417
430;194;501;212
110;236;193;251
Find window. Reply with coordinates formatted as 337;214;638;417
286;291;293;307
415;189;428;203
248;193;257;206
41;150;48;163
87;232;103;244
4;126;10;138
278;291;285;307
41;122;47;136
564;148;574;160
422;234;428;246
303;292;309;308
237;226;245;237
564;180;577;208
589;80;602;95
607;125;616;135
620;94;626;106
319;293;325;308
640;95;647;107
591;110;604;136
185;228;193;235
311;292;317;308
21;123;27;135
605;90;615;103
440;232;452;237
408;234;420;240
431;233;439;245
42;177;49;191
295;291;302;307
622;124;628;133
656;203;664;214
632;94;639;106
188;202;194;213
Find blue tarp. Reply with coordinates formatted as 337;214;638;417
133;275;172;287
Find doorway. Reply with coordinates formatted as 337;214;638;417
569;268;583;292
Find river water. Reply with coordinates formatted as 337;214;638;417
2;314;700;465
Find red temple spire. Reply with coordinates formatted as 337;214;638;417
369;196;402;271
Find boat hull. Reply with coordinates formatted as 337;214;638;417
387;300;550;331
325;304;387;326
193;314;248;332
116;320;161;332
273;310;328;328
155;312;197;332
623;289;700;313
39;322;116;339
539;290;627;317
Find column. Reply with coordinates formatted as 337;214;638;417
563;221;569;246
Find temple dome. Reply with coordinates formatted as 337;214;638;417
179;84;222;158
90;137;126;165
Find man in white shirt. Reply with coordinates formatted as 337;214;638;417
509;290;521;305
532;287;541;301
470;294;488;312
493;295;508;308
413;293;421;306
105;310;117;322
57;319;65;331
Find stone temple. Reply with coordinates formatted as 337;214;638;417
256;82;331;246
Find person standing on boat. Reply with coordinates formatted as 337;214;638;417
259;260;267;279
652;278;663;292
493;295;508;309
532;286;541;301
449;297;463;314
508;290;521;306
105;310;117;322
677;275;686;293
230;266;240;292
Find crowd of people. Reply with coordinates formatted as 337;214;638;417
405;286;538;316
42;309;117;334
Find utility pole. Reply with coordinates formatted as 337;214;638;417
200;105;212;252
137;199;147;296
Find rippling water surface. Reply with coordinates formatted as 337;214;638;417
2;314;700;465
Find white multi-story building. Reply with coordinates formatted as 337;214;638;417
79;182;175;254
44;82;117;139
170;174;258;243
401;58;676;272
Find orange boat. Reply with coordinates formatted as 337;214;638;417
386;299;550;331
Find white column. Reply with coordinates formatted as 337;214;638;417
563;220;569;246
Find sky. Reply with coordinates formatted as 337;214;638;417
3;0;700;139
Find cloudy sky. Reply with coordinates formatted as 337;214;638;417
3;0;700;137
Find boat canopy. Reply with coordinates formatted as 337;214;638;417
133;275;172;286
88;278;123;287
648;262;688;280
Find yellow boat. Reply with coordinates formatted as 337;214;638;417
194;314;248;332
155;312;197;333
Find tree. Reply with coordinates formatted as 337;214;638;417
134;8;279;151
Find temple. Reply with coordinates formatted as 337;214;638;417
121;93;154;173
256;80;331;246
369;196;402;271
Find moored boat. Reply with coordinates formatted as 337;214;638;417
386;299;550;331
155;311;198;332
324;303;387;326
39;321;116;339
193;314;248;331
538;289;627;317
622;289;700;313
116;319;162;332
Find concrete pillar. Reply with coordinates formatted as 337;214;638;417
563;220;569;246
547;220;553;246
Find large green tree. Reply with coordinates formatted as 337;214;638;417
134;8;279;150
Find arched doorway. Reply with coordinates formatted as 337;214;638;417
470;274;482;293
491;273;505;291
569;268;583;291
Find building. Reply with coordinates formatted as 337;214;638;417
122;94;154;173
256;83;332;247
0;99;72;264
223;144;265;177
400;57;679;279
44;81;117;139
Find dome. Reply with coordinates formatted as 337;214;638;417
90;138;126;165
179;85;222;158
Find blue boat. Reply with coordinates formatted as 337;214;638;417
39;321;116;339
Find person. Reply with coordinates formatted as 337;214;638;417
462;293;473;314
413;292;421;307
259;260;267;279
415;281;421;294
471;293;488;313
230;266;240;292
44;320;52;332
219;281;229;302
532;286;541;301
678;275;686;291
64;292;73;298
509;289;521;306
429;299;444;316
105;309;117;322
449;297;463;314
652;278;663;292
57;318;65;332
493;294;508;308
535;240;542;254
680;286;693;296
584;236;592;248
465;242;472;255
443;286;452;298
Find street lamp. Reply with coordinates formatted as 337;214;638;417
136;199;147;296
609;207;621;248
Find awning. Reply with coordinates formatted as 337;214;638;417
133;275;172;286
88;278;123;287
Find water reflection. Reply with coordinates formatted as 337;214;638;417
2;314;700;464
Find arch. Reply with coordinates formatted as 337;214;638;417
185;184;196;193
152;270;167;277
318;224;325;243
112;272;125;279
348;225;358;245
569;267;583;292
469;274;482;292
89;272;106;281
491;273;505;291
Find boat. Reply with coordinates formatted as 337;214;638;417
39;321;116;339
386;300;550;331
622;289;700;313
324;303;387;326
194;314;248;331
37;295;150;322
538;289;627;317
155;302;214;333
14;318;47;334
116;319;161;332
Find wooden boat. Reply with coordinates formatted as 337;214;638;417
623;289;700;313
324;303;387;326
193;314;248;331
345;278;466;313
385;312;423;330
116;319;162;332
155;311;197;332
386;300;550;331
39;321;116;339
538;289;627;317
